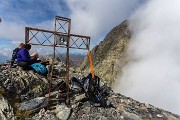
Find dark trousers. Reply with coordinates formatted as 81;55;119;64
17;61;48;70
17;61;32;70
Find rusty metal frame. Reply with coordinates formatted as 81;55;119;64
25;16;90;105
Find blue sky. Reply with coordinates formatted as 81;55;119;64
0;0;144;59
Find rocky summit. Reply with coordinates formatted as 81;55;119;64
0;62;179;120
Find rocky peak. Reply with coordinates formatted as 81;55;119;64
80;20;130;85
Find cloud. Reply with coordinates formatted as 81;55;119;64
0;44;11;56
114;0;180;115
0;43;12;61
0;0;143;60
66;0;143;45
0;21;25;42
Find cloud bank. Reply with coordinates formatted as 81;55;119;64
114;0;180;115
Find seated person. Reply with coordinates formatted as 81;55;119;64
11;43;25;67
31;52;49;65
16;44;39;69
31;52;40;60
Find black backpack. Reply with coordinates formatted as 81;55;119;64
11;48;20;66
82;74;101;103
71;74;111;107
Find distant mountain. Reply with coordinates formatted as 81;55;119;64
0;55;10;63
69;53;86;67
0;52;85;68
43;53;86;68
80;20;130;84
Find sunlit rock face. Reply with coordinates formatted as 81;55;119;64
80;20;130;85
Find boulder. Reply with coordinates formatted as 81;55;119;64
18;97;45;111
0;68;49;101
0;94;15;120
55;104;71;120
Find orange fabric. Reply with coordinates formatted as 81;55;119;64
88;50;95;78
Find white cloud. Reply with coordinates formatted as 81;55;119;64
1;48;11;56
0;21;25;42
66;0;143;43
0;44;12;60
114;0;180;115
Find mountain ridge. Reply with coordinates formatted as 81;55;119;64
80;20;130;84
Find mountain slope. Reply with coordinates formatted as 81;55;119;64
80;20;130;84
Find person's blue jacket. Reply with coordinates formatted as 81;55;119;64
16;48;31;62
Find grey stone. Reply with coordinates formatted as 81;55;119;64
55;104;71;120
18;97;45;111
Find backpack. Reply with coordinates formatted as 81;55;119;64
82;74;111;107
82;74;101;103
11;48;20;66
30;63;47;75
